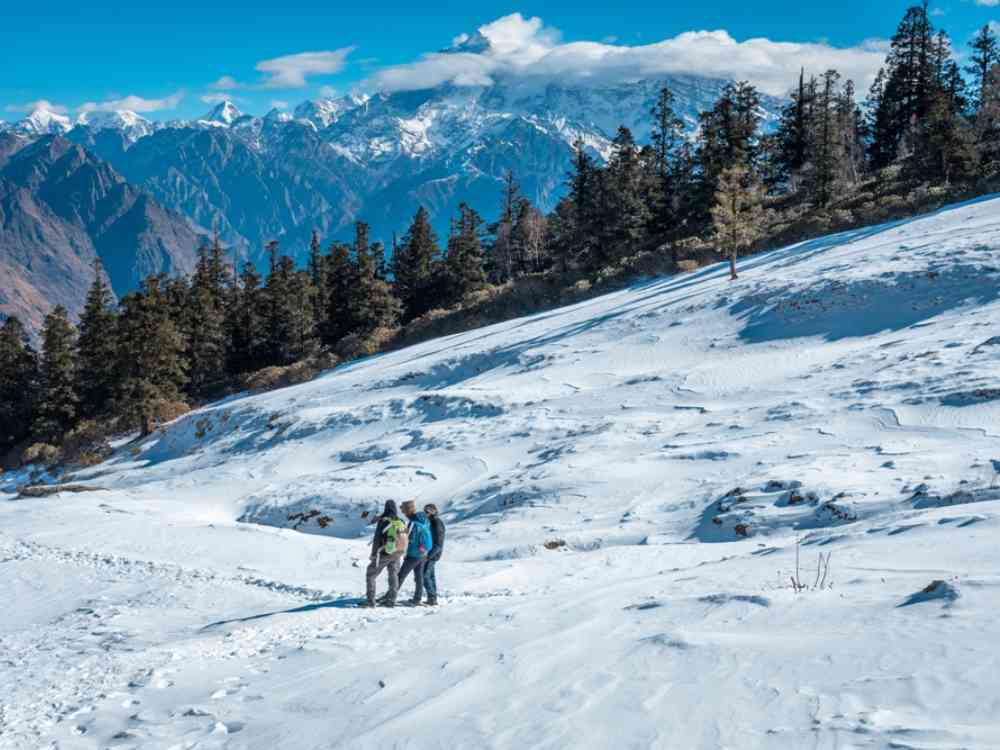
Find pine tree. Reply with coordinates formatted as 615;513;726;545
76;259;119;418
976;64;1000;179
867;3;936;170
116;276;187;436
322;241;355;346
649;85;687;248
698;81;763;181
968;24;1000;113
564;139;599;269
773;69;816;189
696;81;763;225
226;261;266;375
307;229;328;325
596;126;649;267
711;164;766;281
185;239;229;398
489;171;522;283
33;306;79;441
807;70;841;207
346;222;401;337
0;317;39;453
445;203;488;302
391;206;443;322
908;31;974;184
265;248;318;366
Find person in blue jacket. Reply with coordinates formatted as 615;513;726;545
396;499;434;605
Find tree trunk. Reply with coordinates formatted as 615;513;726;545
729;249;739;280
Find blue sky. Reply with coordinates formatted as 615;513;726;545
3;1;998;121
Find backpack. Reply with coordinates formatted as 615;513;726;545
383;518;408;557
412;516;433;556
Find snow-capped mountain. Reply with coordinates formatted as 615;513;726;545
10;66;783;269
12;106;73;136
194;100;245;127
76;109;157;141
293;94;368;129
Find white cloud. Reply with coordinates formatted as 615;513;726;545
269;99;289;109
210;75;243;90
200;93;242;105
4;99;69;114
78;91;184;113
318;85;338;98
367;13;889;97
975;0;999;6
255;48;354;88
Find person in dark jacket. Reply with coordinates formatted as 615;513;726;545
396;499;433;605
422;504;445;606
363;500;404;608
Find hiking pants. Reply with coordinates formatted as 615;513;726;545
366;554;400;604
423;559;438;599
398;556;427;602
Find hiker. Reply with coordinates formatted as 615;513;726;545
364;500;407;608
423;504;445;606
396;500;434;606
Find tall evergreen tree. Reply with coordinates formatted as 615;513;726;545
346;222;401;337
968;24;1000;112
595;126;649;267
185;239;229;398
307;229;329;326
0;317;39;453
565;139;599;269
116;276;187;436
226;261;266;375
976;64;1000;179
322;241;355;346
711;164;766;280
264;247;318;366
773;69;816;188
392;207;443;322
867;2;936;170
649;85;687;248
76;259;119;418
489;171;523;283
33;306;79;441
446;203;488;302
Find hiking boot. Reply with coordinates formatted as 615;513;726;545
425;597;438;606
408;599;422;607
378;599;396;608
360;600;376;609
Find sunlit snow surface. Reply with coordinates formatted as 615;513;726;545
3;197;1000;749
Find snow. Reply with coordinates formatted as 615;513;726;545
4;196;1000;748
75;110;155;141
15;107;73;136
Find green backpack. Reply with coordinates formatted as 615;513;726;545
383;518;409;557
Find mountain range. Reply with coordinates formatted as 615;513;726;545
0;65;782;330
0;133;204;333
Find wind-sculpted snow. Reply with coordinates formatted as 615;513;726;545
4;196;1000;748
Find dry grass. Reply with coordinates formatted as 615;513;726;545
243;352;341;394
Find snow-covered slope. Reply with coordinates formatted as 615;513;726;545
3;197;1000;749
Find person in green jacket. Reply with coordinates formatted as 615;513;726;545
363;500;406;608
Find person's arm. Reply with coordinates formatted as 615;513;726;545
431;518;445;560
